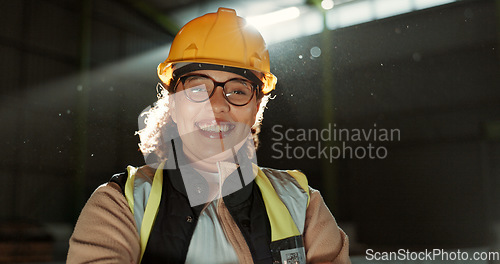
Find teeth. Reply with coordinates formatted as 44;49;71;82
198;123;231;133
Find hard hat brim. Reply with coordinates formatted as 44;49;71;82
158;61;277;94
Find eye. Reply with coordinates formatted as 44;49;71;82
229;89;249;95
189;84;208;93
184;75;205;83
183;76;211;91
226;79;253;96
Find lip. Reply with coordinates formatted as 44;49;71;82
195;119;236;139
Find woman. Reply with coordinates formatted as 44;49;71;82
67;7;350;264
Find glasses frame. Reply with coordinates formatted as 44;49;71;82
174;73;259;106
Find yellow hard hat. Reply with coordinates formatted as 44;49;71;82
157;7;277;94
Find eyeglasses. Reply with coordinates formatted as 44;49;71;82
174;73;258;106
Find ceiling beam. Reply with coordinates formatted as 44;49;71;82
119;0;180;36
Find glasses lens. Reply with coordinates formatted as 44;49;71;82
224;80;254;105
183;76;213;102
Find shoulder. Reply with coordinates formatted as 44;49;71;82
70;174;142;242
258;166;307;181
109;165;157;193
302;188;351;263
134;164;156;180
258;166;309;193
124;164;156;181
68;182;140;262
84;182;131;214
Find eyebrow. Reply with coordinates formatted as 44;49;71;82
183;73;252;83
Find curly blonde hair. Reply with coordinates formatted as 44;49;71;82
136;83;270;162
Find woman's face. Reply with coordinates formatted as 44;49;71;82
171;70;259;163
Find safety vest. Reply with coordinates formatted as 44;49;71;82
124;163;310;264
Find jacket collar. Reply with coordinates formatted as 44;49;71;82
163;138;255;210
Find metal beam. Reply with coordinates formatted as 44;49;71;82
72;0;92;222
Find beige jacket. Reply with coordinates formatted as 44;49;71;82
67;166;350;264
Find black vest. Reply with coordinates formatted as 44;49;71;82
110;167;274;264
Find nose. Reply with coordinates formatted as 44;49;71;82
205;85;230;113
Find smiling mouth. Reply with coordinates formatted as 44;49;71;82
195;121;236;139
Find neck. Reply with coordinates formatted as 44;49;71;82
182;136;251;174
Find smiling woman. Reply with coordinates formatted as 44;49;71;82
170;69;262;164
135;66;270;167
67;7;350;264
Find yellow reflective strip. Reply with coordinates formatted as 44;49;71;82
255;167;300;242
285;170;310;207
139;162;165;263
125;166;137;214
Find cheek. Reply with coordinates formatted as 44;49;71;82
235;103;259;126
173;97;198;128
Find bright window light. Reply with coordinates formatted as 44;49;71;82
336;1;373;28
414;0;455;9
257;10;323;44
247;7;300;29
321;0;335;10
374;0;412;19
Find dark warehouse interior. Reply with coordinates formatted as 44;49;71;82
0;0;499;262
